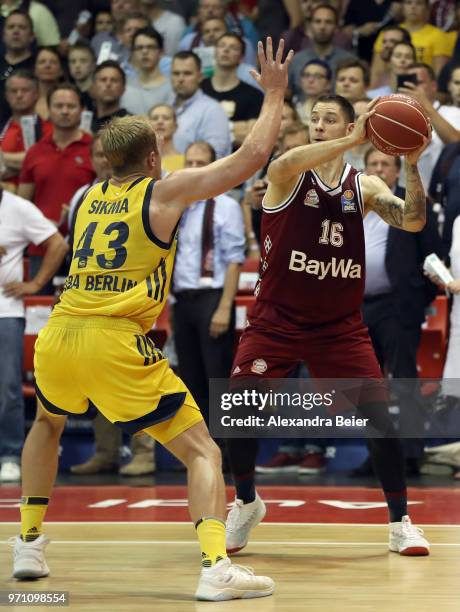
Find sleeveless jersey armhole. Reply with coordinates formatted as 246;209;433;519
354;171;364;216
68;183;98;251
262;172;305;214
142;178;178;250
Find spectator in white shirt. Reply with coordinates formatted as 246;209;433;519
0;190;67;482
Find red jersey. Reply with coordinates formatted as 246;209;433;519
255;163;365;324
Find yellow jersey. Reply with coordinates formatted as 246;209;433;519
374;24;452;67
53;176;176;332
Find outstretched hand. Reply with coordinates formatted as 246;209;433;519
250;37;294;95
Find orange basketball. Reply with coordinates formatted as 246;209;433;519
366;94;430;156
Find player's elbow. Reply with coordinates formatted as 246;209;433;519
56;234;70;256
403;218;426;232
44;231;69;254
266;158;292;184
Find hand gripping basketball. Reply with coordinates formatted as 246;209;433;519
365;94;431;157
349;107;376;146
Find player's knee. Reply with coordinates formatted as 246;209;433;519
186;434;222;470
202;437;222;470
35;403;66;437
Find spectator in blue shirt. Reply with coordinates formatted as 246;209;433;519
171;50;231;158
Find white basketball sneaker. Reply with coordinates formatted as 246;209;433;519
389;516;430;556
226;493;266;554
11;534;50;579
195;557;274;601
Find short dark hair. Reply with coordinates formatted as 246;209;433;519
302;58;332;81
336;58;370;87
216;32;246;56
364;147;402;169
6;69;38;88
312;94;355;123
411;61;436;81
380;24;411;43
173;50;201;71
94;60;126;85
47;82;83;107
390;41;416;61
311;3;339;23
69;42;96;62
36;46;63;64
5;9;34;31
185;140;216;163
132;26;164;51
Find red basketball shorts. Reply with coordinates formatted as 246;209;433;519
231;301;387;406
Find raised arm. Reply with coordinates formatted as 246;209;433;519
266;110;372;185
362;144;428;232
149;38;293;242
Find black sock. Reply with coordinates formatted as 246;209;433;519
359;403;408;523
227;438;258;504
384;490;408;523
368;437;407;522
234;472;256;504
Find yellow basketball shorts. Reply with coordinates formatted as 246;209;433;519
34;315;203;444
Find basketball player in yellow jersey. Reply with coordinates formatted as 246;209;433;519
11;39;293;602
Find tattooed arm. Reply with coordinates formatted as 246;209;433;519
361;162;426;232
402;160;427;230
361;141;429;232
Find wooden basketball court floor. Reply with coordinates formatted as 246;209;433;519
1;485;459;611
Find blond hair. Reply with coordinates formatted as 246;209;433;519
100;115;158;175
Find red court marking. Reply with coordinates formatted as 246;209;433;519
0;486;459;524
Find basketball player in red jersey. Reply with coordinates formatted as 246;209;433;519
226;94;431;557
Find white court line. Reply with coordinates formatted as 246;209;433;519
0;540;459;546
1;521;459;527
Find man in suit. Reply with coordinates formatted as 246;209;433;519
354;148;443;475
172;140;245;426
